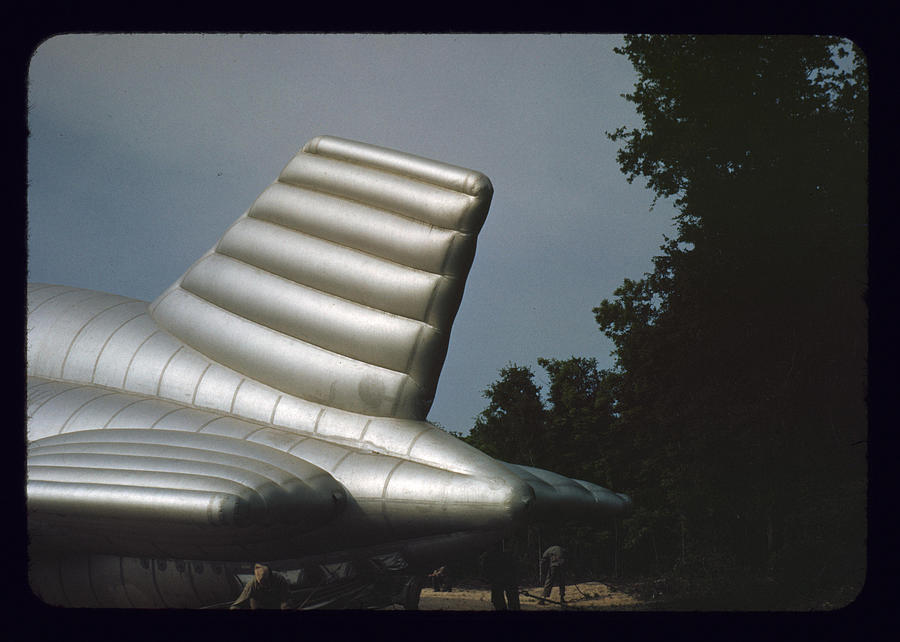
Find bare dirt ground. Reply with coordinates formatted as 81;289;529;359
415;581;643;611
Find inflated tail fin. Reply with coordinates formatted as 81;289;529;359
150;136;493;419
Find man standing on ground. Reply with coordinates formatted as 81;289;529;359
479;543;521;610
540;545;567;605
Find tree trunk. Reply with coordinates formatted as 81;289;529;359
765;499;784;575
613;519;619;578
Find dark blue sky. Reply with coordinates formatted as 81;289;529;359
27;34;677;433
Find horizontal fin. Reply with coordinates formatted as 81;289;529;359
28;428;346;536
503;462;631;522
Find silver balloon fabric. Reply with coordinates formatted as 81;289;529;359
26;136;630;607
151;135;492;420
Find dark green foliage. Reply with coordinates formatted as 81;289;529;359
465;364;547;466
538;356;616;483
596;36;867;605
465;35;867;608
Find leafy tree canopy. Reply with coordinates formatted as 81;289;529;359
595;35;867;596
466;363;547;466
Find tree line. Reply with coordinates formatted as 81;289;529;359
459;35;868;609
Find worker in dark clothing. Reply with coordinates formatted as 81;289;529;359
540;545;567;604
230;563;291;609
479;543;520;610
428;565;452;592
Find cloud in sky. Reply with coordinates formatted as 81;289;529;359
27;33;676;433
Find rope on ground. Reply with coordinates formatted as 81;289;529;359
520;582;601;606
296;584;322;610
199;599;236;609
518;589;566;606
